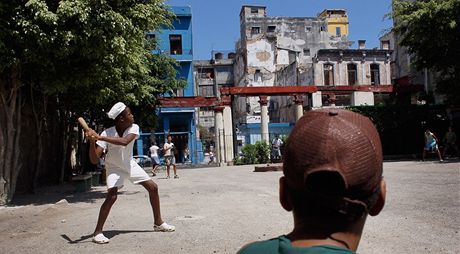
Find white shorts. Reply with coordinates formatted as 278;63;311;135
106;160;151;189
165;155;176;165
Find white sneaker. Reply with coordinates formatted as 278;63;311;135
92;233;110;244
154;222;175;232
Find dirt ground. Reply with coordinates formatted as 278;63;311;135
0;161;459;254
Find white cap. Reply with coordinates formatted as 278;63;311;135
107;102;126;119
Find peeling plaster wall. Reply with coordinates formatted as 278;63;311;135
315;59;391;86
315;50;392;86
235;5;353;124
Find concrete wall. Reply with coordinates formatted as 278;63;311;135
315;49;392;86
235;5;351;125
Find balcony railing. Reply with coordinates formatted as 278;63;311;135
152;49;193;56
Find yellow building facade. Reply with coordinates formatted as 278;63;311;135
318;9;349;37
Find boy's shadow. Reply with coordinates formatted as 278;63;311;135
61;230;153;244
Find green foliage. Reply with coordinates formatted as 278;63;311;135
280;135;288;145
255;141;270;164
391;0;460;105
238;141;271;165
0;0;185;126
241;143;258;164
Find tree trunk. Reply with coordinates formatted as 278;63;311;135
30;85;46;192
0;67;23;204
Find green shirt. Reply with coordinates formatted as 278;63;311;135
238;235;355;254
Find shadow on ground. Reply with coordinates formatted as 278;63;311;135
9;183;108;207
61;229;154;244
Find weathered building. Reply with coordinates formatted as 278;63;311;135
234;5;351;130
272;41;392;123
234;5;395;130
193;51;235;154
318;9;349;37
313;46;392;105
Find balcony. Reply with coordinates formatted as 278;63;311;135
152;48;193;61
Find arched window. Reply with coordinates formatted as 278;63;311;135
323;63;334;86
347;63;357;85
370;64;380;85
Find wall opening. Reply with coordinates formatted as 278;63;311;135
199;68;214;79
251;26;261;35
347;63;357;85
169;34;182;55
335;27;342;36
370;64;380;85
267;25;276;33
323;64;334;86
254;69;262;83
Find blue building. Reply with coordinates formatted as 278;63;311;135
136;6;203;164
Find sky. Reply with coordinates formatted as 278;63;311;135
166;0;393;60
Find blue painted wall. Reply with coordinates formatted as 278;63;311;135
138;6;203;165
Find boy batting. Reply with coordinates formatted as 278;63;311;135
84;102;175;244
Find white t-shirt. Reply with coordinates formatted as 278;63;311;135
149;145;159;157
272;138;283;148
164;142;174;156
96;124;139;172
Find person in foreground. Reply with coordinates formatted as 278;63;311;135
238;109;386;254
85;102;175;244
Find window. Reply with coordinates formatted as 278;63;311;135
267;25;276;33
169;35;182;55
199;85;215;97
370;64;380;85
336;27;342;36
303;49;310;56
251;7;258;14
254;69;262;82
347;63;357;85
323;64;334;86
199;68;214;79
251;26;260;35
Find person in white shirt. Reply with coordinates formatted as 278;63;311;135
272;135;284;160
163;135;178;178
149;142;160;175
85;102;175;244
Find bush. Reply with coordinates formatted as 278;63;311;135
237;141;271;165
241;143;258;164
255;141;271;164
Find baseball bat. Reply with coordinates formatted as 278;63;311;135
77;117;90;131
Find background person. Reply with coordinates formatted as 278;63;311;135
443;126;459;158
238;109;386;254
422;128;443;162
271;135;283;160
164;135;178;179
149;141;160;176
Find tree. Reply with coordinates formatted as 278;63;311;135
391;0;460;105
0;0;185;204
